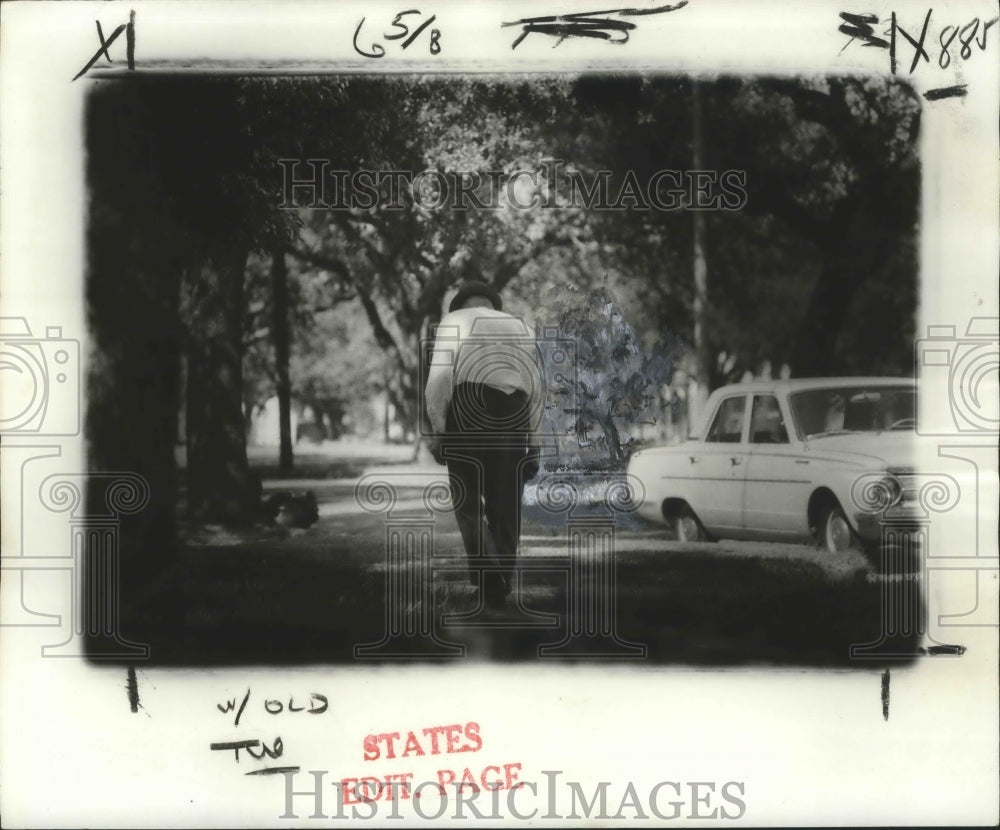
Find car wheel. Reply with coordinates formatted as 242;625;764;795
675;504;708;543
817;502;862;554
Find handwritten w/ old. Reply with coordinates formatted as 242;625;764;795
211;688;329;777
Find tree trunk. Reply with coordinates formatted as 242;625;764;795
185;247;255;525
383;367;391;443
242;397;255;439
322;405;341;440
271;248;294;472
789;198;888;376
602;417;623;468
86;246;182;624
789;264;862;376
386;364;420;442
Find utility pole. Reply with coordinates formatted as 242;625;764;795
690;79;711;431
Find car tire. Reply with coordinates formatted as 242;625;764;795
674;504;709;543
817;502;863;554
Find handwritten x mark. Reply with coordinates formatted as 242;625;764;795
73;12;136;81
72;22;126;81
503;2;688;50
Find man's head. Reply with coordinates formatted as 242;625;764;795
448;281;503;314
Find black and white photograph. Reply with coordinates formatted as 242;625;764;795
83;70;927;665
1;1;997;826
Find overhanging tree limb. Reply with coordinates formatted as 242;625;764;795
287;245;407;363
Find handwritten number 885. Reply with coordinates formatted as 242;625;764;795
939;18;992;68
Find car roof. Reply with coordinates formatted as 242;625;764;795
709;377;916;396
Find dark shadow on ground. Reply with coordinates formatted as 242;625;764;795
111;532;923;668
90;461;929;668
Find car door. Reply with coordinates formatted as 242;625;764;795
743;393;813;538
685;393;751;533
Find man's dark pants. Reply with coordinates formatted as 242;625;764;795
444;382;531;602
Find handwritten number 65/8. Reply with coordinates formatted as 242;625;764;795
354;10;442;58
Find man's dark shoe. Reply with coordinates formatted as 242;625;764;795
484;589;506;610
484;573;507;610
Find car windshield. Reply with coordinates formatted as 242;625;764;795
789;385;916;439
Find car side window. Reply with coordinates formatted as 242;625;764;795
706;396;747;443
750;395;789;444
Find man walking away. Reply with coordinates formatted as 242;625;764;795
425;282;544;609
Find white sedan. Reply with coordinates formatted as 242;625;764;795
627;378;920;555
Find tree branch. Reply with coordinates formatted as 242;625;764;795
287;244;405;359
493;227;573;290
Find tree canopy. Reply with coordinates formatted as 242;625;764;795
86;71;920;520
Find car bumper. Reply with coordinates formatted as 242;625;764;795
854;506;925;542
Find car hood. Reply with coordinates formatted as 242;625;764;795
803;431;917;467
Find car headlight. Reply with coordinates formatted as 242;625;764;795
854;473;904;512
886;467;917;505
881;474;904;508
